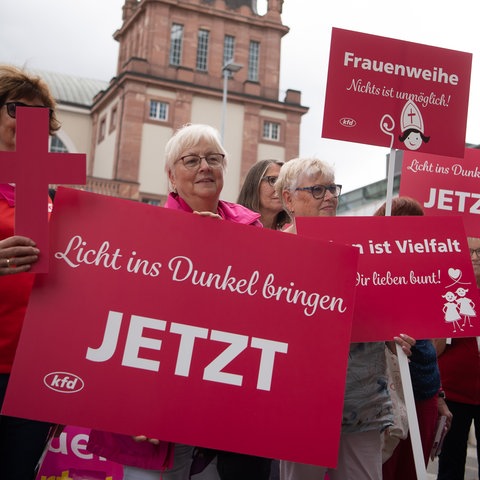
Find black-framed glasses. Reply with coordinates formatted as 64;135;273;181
295;184;342;199
177;153;225;170
470;248;480;258
261;175;278;187
3;101;53;120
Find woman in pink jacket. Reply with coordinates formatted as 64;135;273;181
88;124;261;480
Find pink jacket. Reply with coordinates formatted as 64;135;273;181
87;430;174;470
164;193;262;227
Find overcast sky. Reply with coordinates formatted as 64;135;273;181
1;0;479;193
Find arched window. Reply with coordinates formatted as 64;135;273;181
49;135;68;153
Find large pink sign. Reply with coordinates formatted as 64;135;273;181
322;28;472;158
3;188;359;468
400;148;480;238
297;216;479;342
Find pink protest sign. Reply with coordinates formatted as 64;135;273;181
0;107;86;272
297;216;479;342
4;187;359;468
400;148;480;238
322;28;472;158
36;426;123;480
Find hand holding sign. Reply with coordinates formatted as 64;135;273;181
0;235;40;275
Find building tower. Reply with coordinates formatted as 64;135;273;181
88;0;308;204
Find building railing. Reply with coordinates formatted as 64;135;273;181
85;177;140;200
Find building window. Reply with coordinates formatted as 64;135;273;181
49;135;68;153
223;35;235;64
98;117;106;143
248;40;260;82
169;23;183;66
223;35;235;77
263;121;280;141
110;105;118;133
196;29;209;71
149;100;169;121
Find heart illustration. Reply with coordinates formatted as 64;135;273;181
448;268;462;280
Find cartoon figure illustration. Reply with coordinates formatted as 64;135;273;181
442;291;463;333
455;287;477;327
398;100;430;150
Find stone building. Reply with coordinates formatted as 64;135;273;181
22;0;307;204
78;0;308;204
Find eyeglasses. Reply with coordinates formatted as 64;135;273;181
261;175;278;187
177;153;225;170
295;184;342;199
3;101;53;120
470;248;480;258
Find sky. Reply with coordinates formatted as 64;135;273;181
1;0;479;193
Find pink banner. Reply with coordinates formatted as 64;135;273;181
400;147;480;237
4;187;359;468
36;426;123;480
297;216;479;342
322;28;472;157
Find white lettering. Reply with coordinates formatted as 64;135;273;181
343;51;458;85
250;337;288;391
262;273;346;316
170;323;208;376
121;315;166;371
424;188;480;214
203;330;248;386
71;433;92;460
86;311;123;362
54;235;123;270
86;311;289;391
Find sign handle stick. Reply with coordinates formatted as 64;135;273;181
396;342;427;480
388;149;426;479
385;148;397;216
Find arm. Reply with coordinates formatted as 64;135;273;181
433;338;447;356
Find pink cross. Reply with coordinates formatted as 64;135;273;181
0;107;86;272
407;107;417;125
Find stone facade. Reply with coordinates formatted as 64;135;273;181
89;0;308;204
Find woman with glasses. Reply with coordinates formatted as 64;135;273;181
162;124;261;229
275;157;341;232
166;124;263;480
435;236;480;480
275;158;414;480
237;159;289;231
89;124;262;480
0;64;60;479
